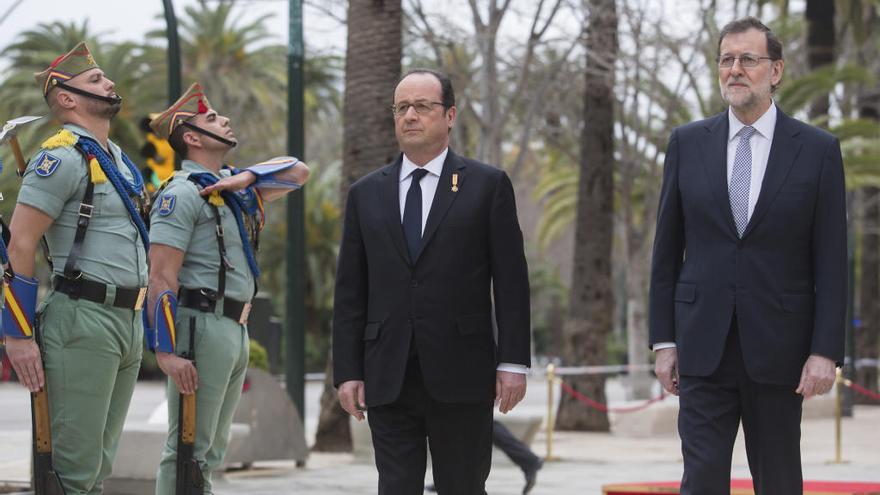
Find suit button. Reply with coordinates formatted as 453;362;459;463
410;279;419;288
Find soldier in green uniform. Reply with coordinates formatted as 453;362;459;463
147;83;309;494
1;42;149;494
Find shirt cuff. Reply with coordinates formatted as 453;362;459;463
496;363;529;374
652;342;677;351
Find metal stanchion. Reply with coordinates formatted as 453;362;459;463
546;364;558;461
829;368;848;464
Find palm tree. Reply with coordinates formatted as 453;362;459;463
0;21;157;215
0;21;104;152
848;3;880;403
313;0;402;452
554;0;617;431
148;0;289;164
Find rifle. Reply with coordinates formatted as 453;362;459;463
31;316;65;495
176;317;204;494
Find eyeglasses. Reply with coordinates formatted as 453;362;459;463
390;101;445;116
717;54;775;68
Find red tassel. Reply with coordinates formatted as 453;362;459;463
197;98;208;114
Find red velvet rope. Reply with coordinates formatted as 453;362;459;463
559;380;668;413
842;380;880;401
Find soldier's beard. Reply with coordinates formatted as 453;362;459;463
86;97;122;120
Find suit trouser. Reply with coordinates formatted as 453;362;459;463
493;420;541;473
367;357;493;495
155;307;249;495
678;320;804;495
41;291;143;495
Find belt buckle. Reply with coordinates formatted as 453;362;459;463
239;302;252;325
134;287;147;311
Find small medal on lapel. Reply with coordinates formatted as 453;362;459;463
451;173;459;192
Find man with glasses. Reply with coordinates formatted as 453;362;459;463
333;68;531;494
650;17;846;494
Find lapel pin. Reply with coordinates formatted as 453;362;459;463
451;173;459;192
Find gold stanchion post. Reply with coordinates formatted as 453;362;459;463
546;364;558;461
829;368;847;464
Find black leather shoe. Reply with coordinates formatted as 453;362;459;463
523;458;544;494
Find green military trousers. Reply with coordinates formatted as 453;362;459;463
40;290;144;494
155;305;249;495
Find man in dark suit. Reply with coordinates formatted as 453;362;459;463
649;17;846;495
332;68;531;495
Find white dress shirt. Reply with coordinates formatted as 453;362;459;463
399;149;528;374
653;103;778;352
399;149;446;230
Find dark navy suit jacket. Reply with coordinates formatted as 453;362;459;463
649;109;847;385
333;150;531;406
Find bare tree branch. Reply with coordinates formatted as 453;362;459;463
0;0;24;27
406;0;446;63
497;0;568;135
510;31;581;178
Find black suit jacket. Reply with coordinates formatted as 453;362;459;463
649;109;847;385
333;150;531;406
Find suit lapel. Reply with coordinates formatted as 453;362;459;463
380;155;412;265
699;112;738;239
741;110;802;238
414;150;467;264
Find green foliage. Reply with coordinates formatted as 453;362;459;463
527;250;568;355
776;64;874;115
533;163;578;251
0;2;345;375
258;159;342;372
248;338;270;371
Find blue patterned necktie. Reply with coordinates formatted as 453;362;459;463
729;125;756;237
402;168;429;261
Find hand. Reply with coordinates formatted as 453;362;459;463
4;337;44;392
496;371;527;414
337;380;366;421
289;162;311;185
796;354;836;398
654;347;679;396
199;172;256;196
156;352;199;395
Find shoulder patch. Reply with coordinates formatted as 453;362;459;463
157;194;177;216
33;152;61;177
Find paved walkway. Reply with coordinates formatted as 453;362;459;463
210;406;880;494
1;378;879;494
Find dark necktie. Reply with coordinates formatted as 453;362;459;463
402;168;429;261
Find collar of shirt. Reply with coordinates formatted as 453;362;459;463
63;122;121;155
727;101;777;143
399;148;448;182
182;159;230;177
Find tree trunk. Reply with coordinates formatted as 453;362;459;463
473;5;503;166
312;352;353;451
624;248;653;399
339;0;402;201
857;186;880;403
854;2;879;404
806;0;835;120
555;0;617;432
314;0;402;452
856;87;880;403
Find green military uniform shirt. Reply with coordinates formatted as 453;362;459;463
19;123;147;287
149;160;255;302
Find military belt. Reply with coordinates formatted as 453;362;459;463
53;276;147;310
178;287;251;325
